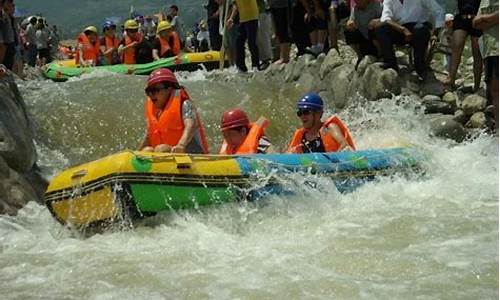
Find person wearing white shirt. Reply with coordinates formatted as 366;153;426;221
375;0;445;79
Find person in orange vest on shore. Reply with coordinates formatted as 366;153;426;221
219;109;276;155
75;26;100;66
140;68;209;154
287;93;356;153
152;20;181;60
118;19;143;64
99;21;120;65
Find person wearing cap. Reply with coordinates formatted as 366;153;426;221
445;0;484;91
99;21;120;65
152;20;181;60
118;19;143;64
287;93;356;153
219;109;276;155
75;25;100;66
140;68;209;154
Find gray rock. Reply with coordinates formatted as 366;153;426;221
360;64;400;101
329;64;355;108
420;79;445;96
297;72;316;93
0;72;36;173
467;112;487;128
453;109;469;124
462;94;487;115
356;55;377;76
422;95;442;102
284;61;296;82
320;49;343;79
315;53;326;67
319;91;334;109
485;105;495;117
292;55;307;81
429;115;467;142
422;100;455;114
442;91;458;107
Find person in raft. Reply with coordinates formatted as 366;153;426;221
140;68;209;154
99;21;121;65
152;20;181;60
118;19;143;65
219;109;277;155
75;26;100;67
287;93;356;153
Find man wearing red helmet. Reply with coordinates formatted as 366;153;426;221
140;68;209;153
219;109;276;155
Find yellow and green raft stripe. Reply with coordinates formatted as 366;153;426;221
43;51;222;81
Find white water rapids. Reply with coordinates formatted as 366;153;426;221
0;69;498;299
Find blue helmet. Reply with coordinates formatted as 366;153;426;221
297;93;324;111
103;20;116;31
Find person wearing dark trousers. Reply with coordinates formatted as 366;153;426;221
206;0;222;51
269;0;292;64
291;1;311;56
375;0;445;80
227;0;260;72
0;0;16;70
473;0;498;131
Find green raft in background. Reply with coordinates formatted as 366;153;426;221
43;51;223;81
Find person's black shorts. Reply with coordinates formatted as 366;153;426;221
270;7;291;43
37;48;51;63
2;43;15;70
453;14;483;37
335;2;350;20
306;14;328;32
484;56;499;82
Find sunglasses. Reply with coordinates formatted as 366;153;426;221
105;26;116;30
297;110;313;117
145;85;168;96
126;29;138;33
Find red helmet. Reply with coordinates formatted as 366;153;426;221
220;109;250;131
146;68;179;90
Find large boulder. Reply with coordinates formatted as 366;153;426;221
429;114;467;142
358;63;400;101
328;64;355;108
0;73;36;173
0;70;47;215
461;94;487;115
319;49;343;79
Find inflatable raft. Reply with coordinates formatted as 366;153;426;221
45;148;422;228
43;51;222;81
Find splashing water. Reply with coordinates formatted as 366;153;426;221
1;70;497;299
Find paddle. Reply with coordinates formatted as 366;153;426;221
219;0;230;70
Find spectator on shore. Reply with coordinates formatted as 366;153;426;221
169;5;186;47
24;17;37;67
445;0;483;91
223;1;239;66
227;0;260;72
0;0;16;70
197;21;210;52
344;0;382;66
269;0;291;64
329;0;352;51
35;20;51;66
302;0;329;56
257;0;272;69
375;0;445;80
473;0;498;131
205;0;222;51
438;14;455;74
49;25;60;58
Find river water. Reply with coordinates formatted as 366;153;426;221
0;69;498;299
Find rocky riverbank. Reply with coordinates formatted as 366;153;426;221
250;42;495;142
0;69;47;215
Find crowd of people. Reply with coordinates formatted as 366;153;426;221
1;0;498;134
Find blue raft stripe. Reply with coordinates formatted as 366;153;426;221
234;148;420;176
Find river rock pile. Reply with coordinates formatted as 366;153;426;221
0;70;47;215
254;43;495;143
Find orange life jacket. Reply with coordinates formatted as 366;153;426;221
159;32;181;57
122;33;143;64
103;35;120;64
219;118;269;155
287;116;356;153
145;89;209;153
75;33;100;65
